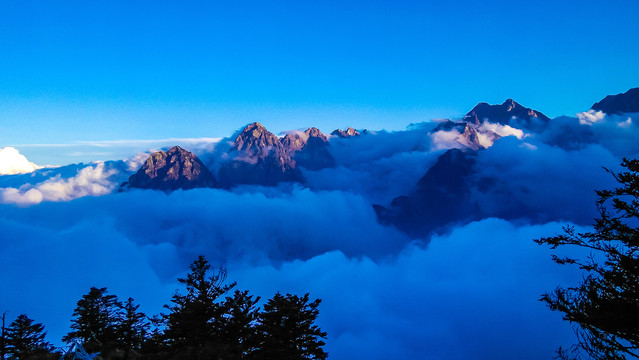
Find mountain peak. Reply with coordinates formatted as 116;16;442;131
502;98;518;110
331;127;360;138
234;122;282;158
305;127;328;142
218;123;305;187
124;146;217;191
591;87;639;115
463;99;549;130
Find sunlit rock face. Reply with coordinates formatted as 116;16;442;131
591;87;639;115
374;148;479;237
218;122;305;187
464;99;550;131
331;127;360;138
124;146;218;191
282;127;335;170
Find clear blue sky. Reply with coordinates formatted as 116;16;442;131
1;0;638;163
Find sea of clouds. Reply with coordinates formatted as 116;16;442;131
1;111;638;359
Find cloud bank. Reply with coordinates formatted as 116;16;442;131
0;162;130;205
2;110;639;359
0;147;41;175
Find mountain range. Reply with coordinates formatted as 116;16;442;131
122;87;638;237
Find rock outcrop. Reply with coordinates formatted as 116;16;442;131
591;87;639;115
123;146;217;191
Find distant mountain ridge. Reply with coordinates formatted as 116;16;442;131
591;87;639;115
463;99;550;131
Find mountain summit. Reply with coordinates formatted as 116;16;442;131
218;122;305;187
591;87;639;115
124;146;218;191
281;127;335;170
463;99;550;130
234;122;283;158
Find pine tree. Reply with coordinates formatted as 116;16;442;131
162;256;235;359
251;293;327;360
218;290;261;359
536;158;639;359
63;287;122;356
5;314;53;360
117;298;150;359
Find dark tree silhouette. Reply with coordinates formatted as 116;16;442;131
1;312;8;360
536;158;639;360
218;290;261;359
117;297;150;359
162;255;235;359
251;293;327;360
5;314;54;360
63;287;121;356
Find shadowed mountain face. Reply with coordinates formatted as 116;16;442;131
124;146;217;191
218;122;305;187
282;127;335;170
591;87;639;115
463;99;550;131
374;149;479;237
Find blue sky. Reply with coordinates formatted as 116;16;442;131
1;0;638;164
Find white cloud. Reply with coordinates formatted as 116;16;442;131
0;162;119;205
618;117;632;128
480;121;525;139
125;151;154;171
231;219;585;360
0;147;41;175
430;129;466;151
577;110;605;125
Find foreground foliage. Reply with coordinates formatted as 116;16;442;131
536;158;639;359
1;256;327;360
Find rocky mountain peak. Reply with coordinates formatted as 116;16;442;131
280;127;335;170
503;99;517;111
234;122;282;158
331;127;360;138
591;87;639;115
123;146;217;191
306;127;329;142
218;123;305;187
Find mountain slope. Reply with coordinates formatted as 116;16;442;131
374;149;479;237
